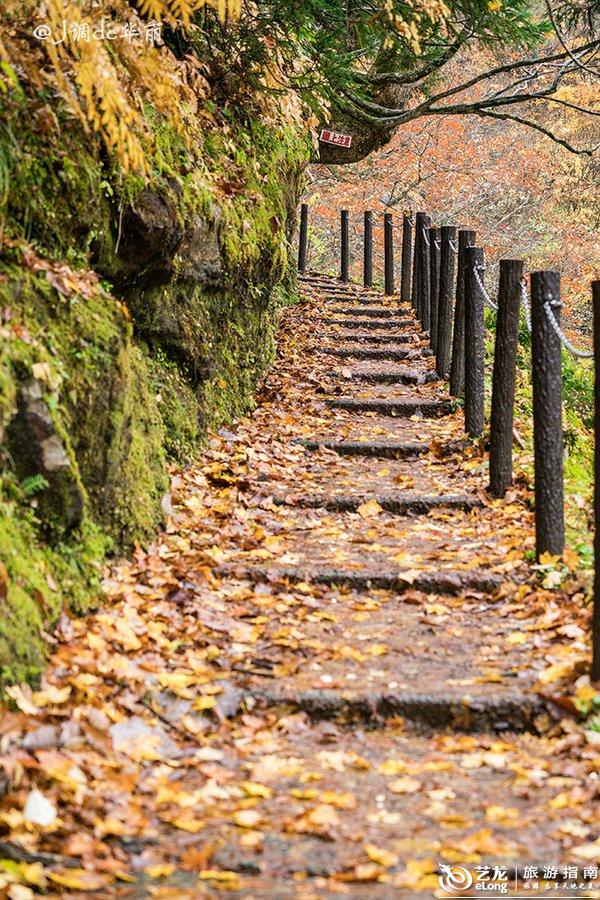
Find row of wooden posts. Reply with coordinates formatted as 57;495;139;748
297;202;600;682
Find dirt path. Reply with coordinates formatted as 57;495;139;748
0;276;597;898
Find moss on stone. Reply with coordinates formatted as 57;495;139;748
0;71;309;688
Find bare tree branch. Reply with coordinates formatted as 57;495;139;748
545;0;600;79
474;109;600;155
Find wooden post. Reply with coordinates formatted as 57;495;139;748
411;210;425;313
531;270;564;559
436;225;457;379
298;203;308;274
450;229;476;397
401;212;413;306
384;212;394;295
429;227;440;352
418;214;432;331
464;247;485;438
489;260;524;497
412;212;428;321
363;210;373;289
592;281;600;681
340;209;349;282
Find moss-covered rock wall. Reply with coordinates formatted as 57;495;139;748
0;78;309;684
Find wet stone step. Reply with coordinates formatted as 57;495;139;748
328;368;438;384
323;296;410;307
322;333;419;346
249;688;546;733
320;318;415;330
217;563;502;596
293;439;431;458
327;332;417;345
271;492;479;514
320;347;421;361
331;306;407;318
326;397;451;416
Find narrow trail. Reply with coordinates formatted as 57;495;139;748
0;276;596;898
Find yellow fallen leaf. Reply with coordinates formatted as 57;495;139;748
233;809;262;829
292;788;319;800
538;660;577;684
307;804;339;827
145;864;175;879
349;862;382;881
357;499;383;518
549;792;570;810
200;870;240;886
379;758;407;775
320;790;357;809
485;805;520;825
193;696;217;711
365;844;399;867
166;815;206;834
367;643;388;656
389;777;421;794
572;840;600;860
48;870;111;890
505;631;527;645
239;830;264;849
242;782;272;799
539;551;560;566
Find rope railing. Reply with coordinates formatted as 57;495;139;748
296;200;600;680
543;297;593;359
473;263;498;311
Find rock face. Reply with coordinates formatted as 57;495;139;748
7;379;84;535
116;187;185;287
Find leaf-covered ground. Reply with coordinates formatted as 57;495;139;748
0;276;597;898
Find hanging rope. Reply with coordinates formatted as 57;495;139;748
473;264;498;311
543;296;593;359
519;280;532;333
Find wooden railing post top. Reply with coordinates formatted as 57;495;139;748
440;224;457;236
531;269;560;282
499;259;525;267
531;270;560;302
458;228;476;238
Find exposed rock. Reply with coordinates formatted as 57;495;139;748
175;207;222;286
116;188;184;287
7;379;84;534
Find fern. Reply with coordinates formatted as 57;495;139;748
21;474;50;498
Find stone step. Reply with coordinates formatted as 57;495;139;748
320;318;414;330
320;347;431;361
326;397;452;416
330;307;404;318
218;563;502;596
322;331;417;345
323;295;409;305
327;332;416;345
271;492;479;514
249;687;545;733
330;368;439;384
293;439;430;458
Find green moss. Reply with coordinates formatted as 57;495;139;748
0;67;308;689
148;349;200;462
0;481;106;684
